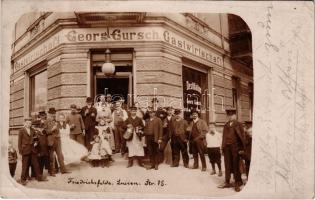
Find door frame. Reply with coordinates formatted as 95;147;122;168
93;72;133;106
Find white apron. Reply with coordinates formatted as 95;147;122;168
126;129;144;157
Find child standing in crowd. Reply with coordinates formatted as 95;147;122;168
96;118;114;166
206;122;223;176
88;135;102;167
8;140;17;178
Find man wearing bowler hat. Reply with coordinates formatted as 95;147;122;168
81;97;98;150
144;108;163;170
218;108;245;192
44;107;70;176
188;110;208;171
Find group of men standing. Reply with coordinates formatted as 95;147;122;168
16;95;252;193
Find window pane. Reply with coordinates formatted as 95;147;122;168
32;71;47;112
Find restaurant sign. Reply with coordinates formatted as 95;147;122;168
14;27;223;72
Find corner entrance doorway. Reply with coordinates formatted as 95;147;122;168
94;72;132;106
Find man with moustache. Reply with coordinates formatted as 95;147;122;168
81;97;98;150
170;109;189;168
218;108;246;192
124;106;145;168
188;110;208;172
144;108;163;170
44;107;70;176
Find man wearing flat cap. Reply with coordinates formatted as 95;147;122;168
170;109;189;168
188;110;208;171
18;117;47;185
81;97;98;150
218;108;245;192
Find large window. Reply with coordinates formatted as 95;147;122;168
30;70;47;113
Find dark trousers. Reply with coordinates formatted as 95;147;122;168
113;126;126;154
207;147;222;171
85;127;96;151
48;138;66;174
146;135;159;167
158;137;169;164
190;138;207;168
9;162;17;177
223;143;242;184
70;134;85;145
171;136;189;166
21;153;41;181
38;155;50;175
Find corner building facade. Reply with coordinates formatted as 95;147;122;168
10;12;253;134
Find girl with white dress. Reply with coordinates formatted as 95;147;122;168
88;135;102;167
58;113;88;165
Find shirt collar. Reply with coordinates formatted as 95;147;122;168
193;118;199;123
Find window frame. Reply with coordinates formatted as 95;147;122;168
27;64;47;116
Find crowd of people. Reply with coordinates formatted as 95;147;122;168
10;94;252;192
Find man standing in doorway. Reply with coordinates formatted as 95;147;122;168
189;110;208;172
81;97;98;151
218;108;245;192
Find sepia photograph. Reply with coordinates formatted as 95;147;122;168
7;12;253;196
1;1;313;199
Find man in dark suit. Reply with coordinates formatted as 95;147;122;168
44;107;69;176
170;109;189;168
32;119;50;176
144;109;163;170
157;106;170;164
189;110;208;171
241;120;252;180
81;97;98;150
18;117;47;185
218;108;246;192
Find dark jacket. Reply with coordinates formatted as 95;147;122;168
144;117;163;143
81;105;98;130
222;120;245;150
189;118;209;141
43;119;59;146
66;113;85;134
124;116;145;138
171;118;189;142
163;116;174;141
18;127;36;155
34;128;49;157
